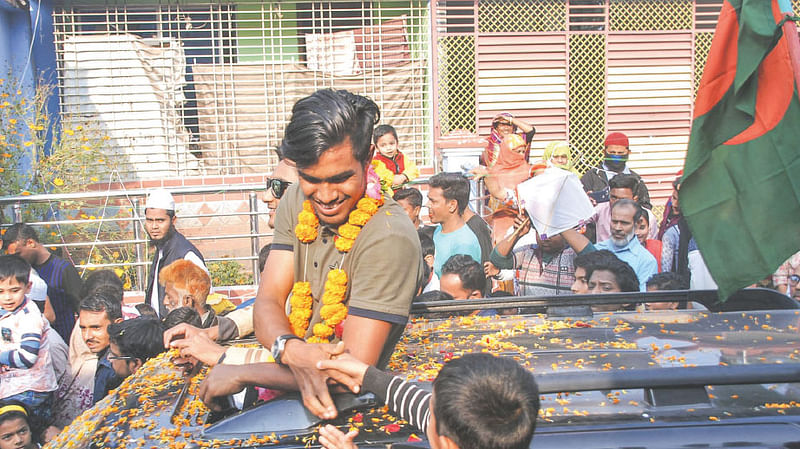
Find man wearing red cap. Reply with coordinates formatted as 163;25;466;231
580;132;651;209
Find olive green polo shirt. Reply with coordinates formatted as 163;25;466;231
272;184;422;368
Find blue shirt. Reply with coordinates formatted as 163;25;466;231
93;349;120;404
432;224;482;278
596;237;658;291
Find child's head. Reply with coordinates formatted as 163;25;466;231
158;260;211;314
373;124;399;159
635;208;650;244
108;318;165;379
431;353;539;449
0;255;31;312
0;401;34;449
162;306;203;330
645;271;689;310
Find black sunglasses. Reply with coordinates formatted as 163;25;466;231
266;178;292;199
107;353;135;361
789;274;800;283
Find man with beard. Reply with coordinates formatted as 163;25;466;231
580;132;651;209
561;199;656;291
143;190;207;317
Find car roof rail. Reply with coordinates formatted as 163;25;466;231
410;288;798;316
534;363;800;394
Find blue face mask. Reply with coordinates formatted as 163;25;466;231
604;154;628;171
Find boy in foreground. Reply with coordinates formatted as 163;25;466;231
317;350;540;449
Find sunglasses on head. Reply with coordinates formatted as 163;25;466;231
266;178;292;199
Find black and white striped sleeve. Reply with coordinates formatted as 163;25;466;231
362;366;431;432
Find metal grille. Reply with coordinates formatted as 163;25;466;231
693;32;714;98
478;0;566;33
568;33;606;173
609;0;692;31
52;1;431;181
436;35;476;134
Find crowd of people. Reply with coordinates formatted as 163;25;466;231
1;89;798;449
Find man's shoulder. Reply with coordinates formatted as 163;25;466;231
361;197;420;242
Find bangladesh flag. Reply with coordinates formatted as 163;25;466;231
680;0;800;300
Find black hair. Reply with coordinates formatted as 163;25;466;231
573;249;617;272
135;303;158;319
646;271;689;291
162;306;203;330
81;269;124;300
417;229;434;258
258;244;272;273
413;290;455;303
608;174;640;193
429;173;471;214
0;255;30;285
589;258;639;293
280;89;380;169
442;254;485;297
433;353;540;449
373;124;398;144
633;204;646;226
85;284;124;306
108;318;165;364
1;223;39;250
393;187;423;209
0;400;34;434
80;291;123;321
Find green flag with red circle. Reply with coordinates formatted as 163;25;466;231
680;0;800;300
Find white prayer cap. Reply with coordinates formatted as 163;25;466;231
145;189;175;211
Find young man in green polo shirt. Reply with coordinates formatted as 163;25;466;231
193;89;422;420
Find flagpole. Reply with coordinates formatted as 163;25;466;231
778;0;800;94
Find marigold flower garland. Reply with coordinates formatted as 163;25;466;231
289;196;383;342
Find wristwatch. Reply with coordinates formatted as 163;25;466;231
271;334;303;366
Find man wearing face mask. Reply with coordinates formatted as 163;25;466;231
581;132;651;209
559;199;657;292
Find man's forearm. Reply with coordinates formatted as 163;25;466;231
234;362;298;391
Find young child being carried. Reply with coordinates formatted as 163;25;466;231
316;349;540;449
372;124;420;190
0;256;57;428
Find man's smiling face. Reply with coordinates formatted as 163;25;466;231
297;138;369;227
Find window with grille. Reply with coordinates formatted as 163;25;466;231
53;1;431;180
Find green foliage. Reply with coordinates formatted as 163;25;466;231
208;259;254;287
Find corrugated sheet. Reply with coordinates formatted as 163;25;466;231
476;34;568;154
607;32;692;203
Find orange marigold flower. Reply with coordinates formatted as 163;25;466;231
335;236;354;252
295;223;318;243
298;209;319;227
349;209;371;226
321;303;348;323
356;197;379;215
338;223;360;240
323;281;347;298
327;269;347;285
313;323;335;338
321;290;344;305
307;335;328;344
302;200;314;212
291;293;313;310
292;281;312;297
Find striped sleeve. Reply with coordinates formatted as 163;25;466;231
0;332;42;369
362;366;431;432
